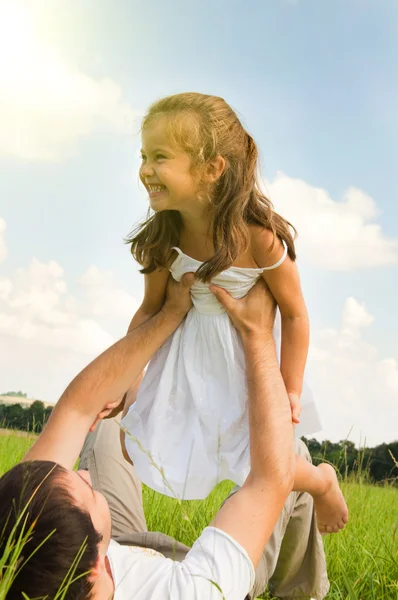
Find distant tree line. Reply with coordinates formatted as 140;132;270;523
0;396;396;485
302;437;398;485
0;401;53;434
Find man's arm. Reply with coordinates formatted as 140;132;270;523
209;281;295;568
23;274;194;470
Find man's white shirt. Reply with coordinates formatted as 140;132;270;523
107;526;255;599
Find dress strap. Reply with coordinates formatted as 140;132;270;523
261;240;288;271
171;246;184;256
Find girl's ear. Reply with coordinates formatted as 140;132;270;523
205;155;226;183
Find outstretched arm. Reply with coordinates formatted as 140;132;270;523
209;281;295;568
23;274;194;470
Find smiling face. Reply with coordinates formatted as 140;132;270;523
139;117;203;213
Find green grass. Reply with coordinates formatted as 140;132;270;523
0;430;37;471
1;431;397;599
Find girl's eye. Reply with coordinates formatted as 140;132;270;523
140;153;166;163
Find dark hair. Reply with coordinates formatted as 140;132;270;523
127;92;296;282
0;461;102;600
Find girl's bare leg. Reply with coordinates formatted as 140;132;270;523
293;454;349;534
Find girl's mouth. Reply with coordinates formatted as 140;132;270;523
147;184;167;198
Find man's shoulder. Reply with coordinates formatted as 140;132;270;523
107;529;254;600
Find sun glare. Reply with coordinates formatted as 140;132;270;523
0;1;36;73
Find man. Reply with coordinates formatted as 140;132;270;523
0;275;329;599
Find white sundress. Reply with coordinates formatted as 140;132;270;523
121;245;322;500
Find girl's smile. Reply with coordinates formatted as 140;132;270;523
140;118;201;214
146;183;168;200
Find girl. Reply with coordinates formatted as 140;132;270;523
121;93;348;534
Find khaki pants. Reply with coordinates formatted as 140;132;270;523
80;417;329;599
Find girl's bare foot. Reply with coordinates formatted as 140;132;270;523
313;463;349;534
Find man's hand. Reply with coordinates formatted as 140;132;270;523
210;279;276;339
161;272;195;320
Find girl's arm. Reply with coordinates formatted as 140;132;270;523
124;267;170;398
251;228;309;422
118;268;171;458
92;268;170;430
128;268;170;332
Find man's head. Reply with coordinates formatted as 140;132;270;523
0;461;112;600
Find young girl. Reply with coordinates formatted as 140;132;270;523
121;92;348;534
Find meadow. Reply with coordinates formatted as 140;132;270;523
0;430;397;599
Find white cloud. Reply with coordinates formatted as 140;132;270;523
341;297;374;332
266;172;398;270
79;266;139;319
0;258;114;355
0;257;141;401
0;1;137;161
308;297;397;447
0;218;7;263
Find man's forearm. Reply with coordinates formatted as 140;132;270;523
243;333;295;484
127;307;157;334
23;309;182;468
211;332;296;567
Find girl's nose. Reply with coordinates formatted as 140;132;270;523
140;161;154;178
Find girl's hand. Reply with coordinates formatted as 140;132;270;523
287;392;302;424
89;396;125;432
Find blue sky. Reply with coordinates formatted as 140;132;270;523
0;0;397;446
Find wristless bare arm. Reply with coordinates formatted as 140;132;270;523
119;268;171;413
209;281;295;568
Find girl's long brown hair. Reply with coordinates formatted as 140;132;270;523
127;92;296;282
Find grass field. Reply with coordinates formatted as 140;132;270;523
1;430;397;599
